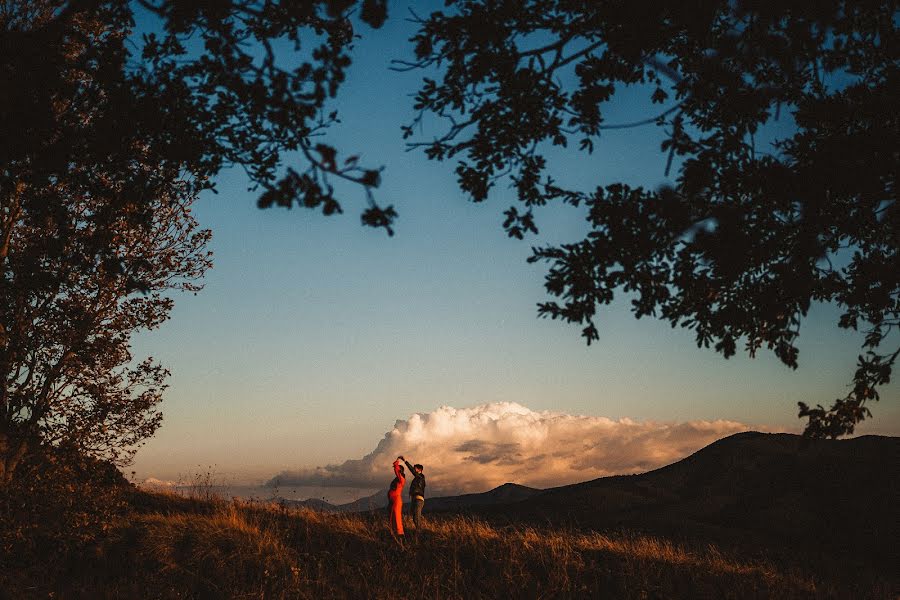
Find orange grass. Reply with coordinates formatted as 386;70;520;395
34;492;887;600
8;491;895;599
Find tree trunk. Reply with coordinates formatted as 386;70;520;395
0;429;29;485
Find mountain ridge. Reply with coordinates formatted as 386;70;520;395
461;431;899;568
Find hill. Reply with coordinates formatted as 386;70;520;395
464;432;899;569
7;490;891;598
279;431;899;569
3;432;897;597
424;482;542;511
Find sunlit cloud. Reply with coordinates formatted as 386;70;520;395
267;402;780;496
141;477;178;488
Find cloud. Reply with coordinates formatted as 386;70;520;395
141;477;178;488
267;402;779;496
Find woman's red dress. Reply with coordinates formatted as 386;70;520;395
388;459;406;535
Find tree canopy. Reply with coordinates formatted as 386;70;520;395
398;0;899;437
1;0;393;231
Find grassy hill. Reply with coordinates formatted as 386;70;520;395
1;432;897;598
4;490;890;599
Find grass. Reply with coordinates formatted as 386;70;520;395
13;489;891;599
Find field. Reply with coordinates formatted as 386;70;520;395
3;487;893;600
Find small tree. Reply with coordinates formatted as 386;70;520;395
398;1;899;436
0;172;211;481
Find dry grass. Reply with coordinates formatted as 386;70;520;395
19;491;886;599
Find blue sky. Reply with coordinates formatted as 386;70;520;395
129;3;899;490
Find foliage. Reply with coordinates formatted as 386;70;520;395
0;2;216;479
3;0;897;451
1;0;393;229
0;444;132;573
398;1;899;436
0;0;392;480
0;174;211;478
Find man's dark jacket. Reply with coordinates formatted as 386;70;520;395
404;460;426;498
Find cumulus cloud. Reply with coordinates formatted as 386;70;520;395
268;402;777;496
141;477;178;488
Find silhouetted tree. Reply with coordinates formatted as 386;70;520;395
1;0;392;482
0;177;211;481
396;1;898;437
1;0;392;231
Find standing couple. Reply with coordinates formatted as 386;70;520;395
388;455;425;540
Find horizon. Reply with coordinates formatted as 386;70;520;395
133;400;897;503
137;424;895;507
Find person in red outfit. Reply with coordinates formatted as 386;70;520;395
388;457;406;539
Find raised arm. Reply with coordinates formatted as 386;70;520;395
393;458;404;481
404;459;416;474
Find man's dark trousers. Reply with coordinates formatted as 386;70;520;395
412;496;424;530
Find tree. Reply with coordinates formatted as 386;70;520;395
0;175;211;481
0;0;389;481
397;1;898;437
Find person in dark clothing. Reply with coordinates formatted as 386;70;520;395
399;455;426;531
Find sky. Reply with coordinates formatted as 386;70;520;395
129;3;899;502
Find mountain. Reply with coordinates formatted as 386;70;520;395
278;497;339;512
281;482;542;514
470;432;900;566
334;491;388;513
274;431;898;570
278;491;389;513
424;482;542;512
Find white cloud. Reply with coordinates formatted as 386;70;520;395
268;402;778;496
141;477;178;488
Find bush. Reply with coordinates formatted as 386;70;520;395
0;444;132;591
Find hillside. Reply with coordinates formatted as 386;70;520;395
463;432;899;569
281;431;899;570
3;432;897;598
6;491;891;599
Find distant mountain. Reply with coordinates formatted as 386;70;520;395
471;432;900;565
277;491;388;513
280;482;542;515
334;490;388;513
278;497;339;512
425;482;542;512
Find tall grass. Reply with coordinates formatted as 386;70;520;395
25;490;891;599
